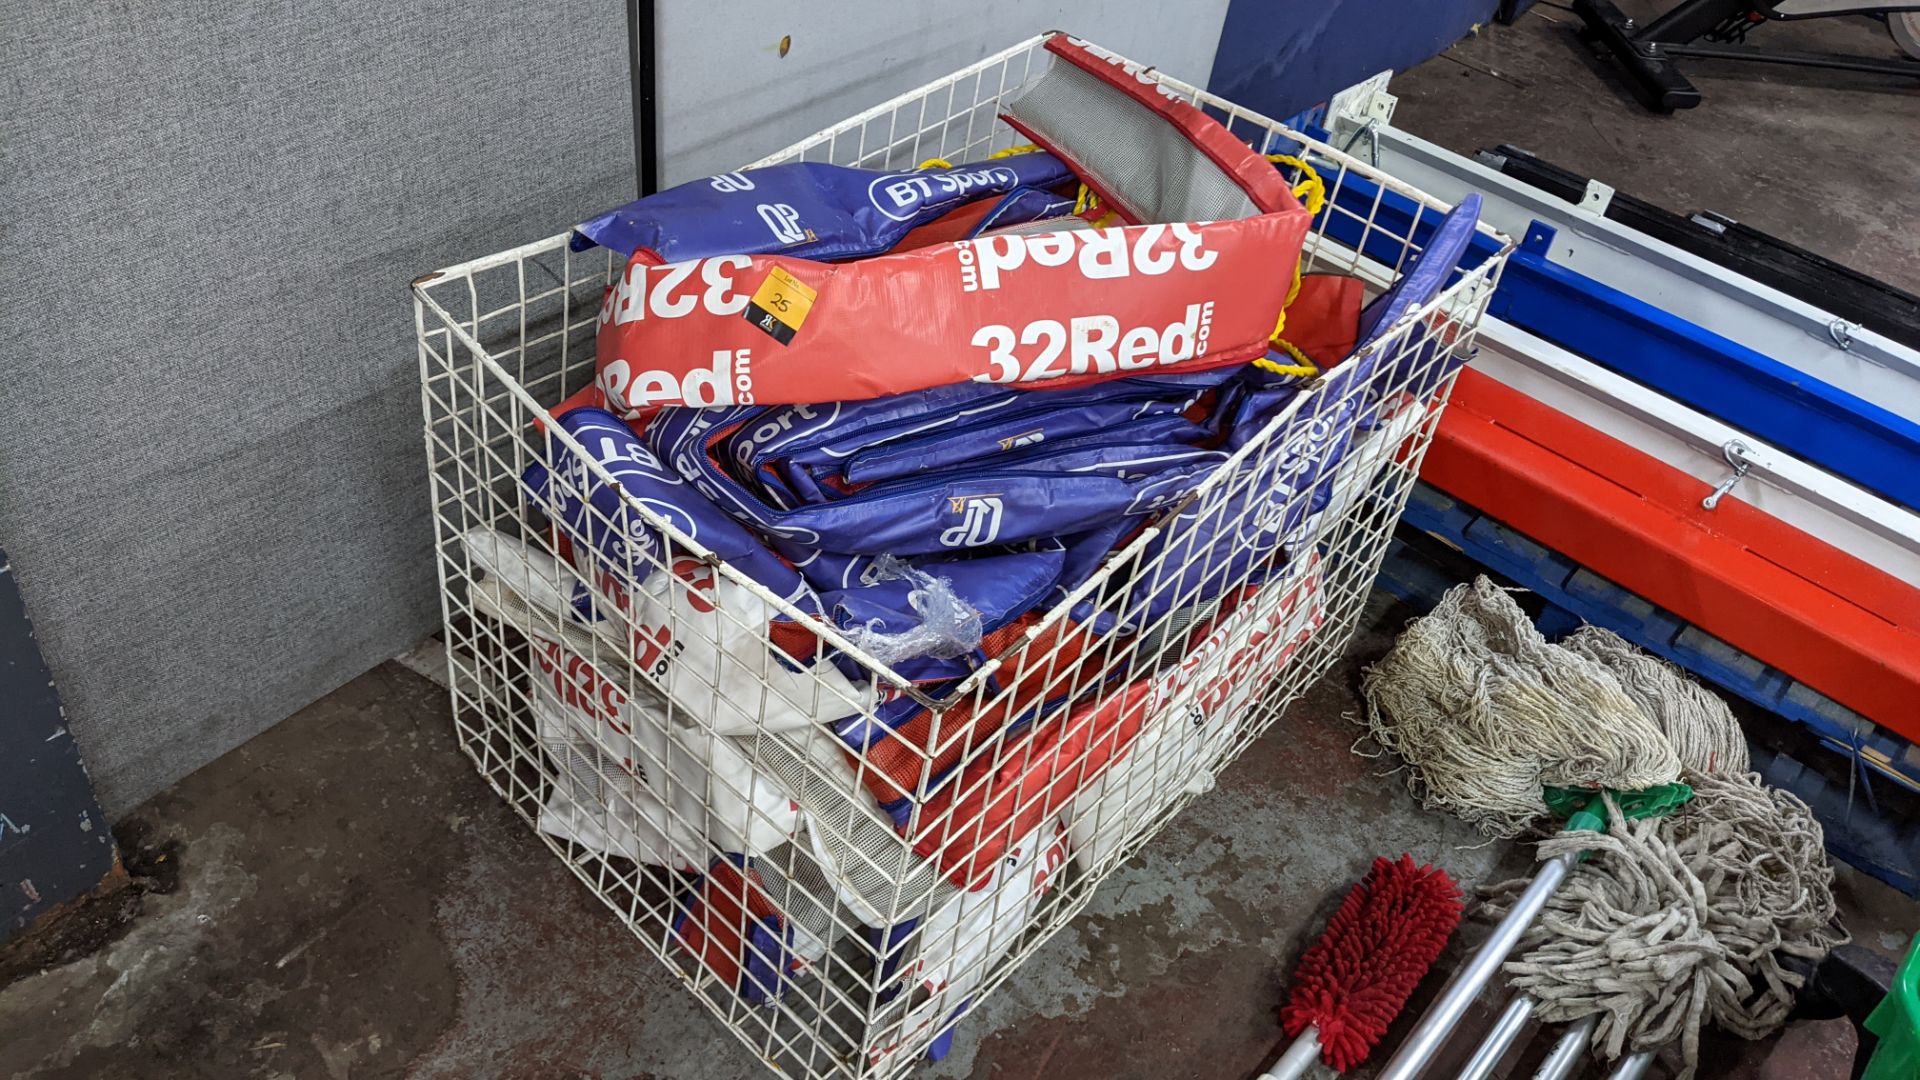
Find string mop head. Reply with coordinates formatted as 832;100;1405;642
1362;577;1844;1080
1359;577;1682;836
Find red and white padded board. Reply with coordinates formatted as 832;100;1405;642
1000;34;1297;226
1423;369;1920;743
593;212;1308;410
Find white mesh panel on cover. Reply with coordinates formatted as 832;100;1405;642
1004;56;1260;224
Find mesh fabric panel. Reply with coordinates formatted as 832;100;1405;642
1005;60;1260;224
974;216;1094;239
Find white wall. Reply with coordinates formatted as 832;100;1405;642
654;4;1234;183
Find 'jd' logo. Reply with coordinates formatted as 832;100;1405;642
757;202;805;244
939;495;1005;548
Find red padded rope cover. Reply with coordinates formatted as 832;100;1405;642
594;214;1307;411
594;34;1313;411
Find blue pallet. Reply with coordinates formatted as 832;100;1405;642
1380;481;1920;896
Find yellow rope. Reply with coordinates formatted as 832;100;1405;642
1252;343;1317;379
1264;153;1328;368
1265;153;1327;215
922;144;1042;170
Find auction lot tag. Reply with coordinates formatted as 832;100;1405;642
744;265;817;345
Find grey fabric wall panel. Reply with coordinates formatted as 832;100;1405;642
0;1;634;814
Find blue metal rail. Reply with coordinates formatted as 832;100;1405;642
1491;226;1920;511
1298;146;1920;511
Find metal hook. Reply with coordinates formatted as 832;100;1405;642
1701;439;1753;511
1827;318;1856;351
1339;117;1381;168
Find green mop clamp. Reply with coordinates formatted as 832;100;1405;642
1541;782;1693;828
1375;782;1694;1080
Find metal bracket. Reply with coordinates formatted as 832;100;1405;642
1325;71;1397;167
1578;179;1616;216
1701;439;1754;510
1339;118;1383;168
1520;221;1558;256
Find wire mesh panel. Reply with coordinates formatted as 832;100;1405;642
414;33;1508;1080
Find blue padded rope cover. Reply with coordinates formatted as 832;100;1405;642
523;407;815;606
642;396;1225;557
1119;196;1485;628
571;153;1075;261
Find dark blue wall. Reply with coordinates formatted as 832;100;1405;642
1208;0;1493;122
3;549;117;943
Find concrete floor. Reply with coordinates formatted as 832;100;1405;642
1392;2;1920;293
2;593;1913;1080
5;13;1919;1080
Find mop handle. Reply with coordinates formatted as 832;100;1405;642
1604;1049;1657;1079
1462;999;1655;1080
1375;807;1603;1080
1456;993;1535;1080
1531;1014;1599;1080
1255;1025;1321;1080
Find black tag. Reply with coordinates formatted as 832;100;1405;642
743;302;798;345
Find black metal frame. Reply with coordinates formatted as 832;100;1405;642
1575;0;1920;111
0;548;119;946
1791;944;1899;1079
626;0;659;196
1480;143;1920;348
1497;0;1542;23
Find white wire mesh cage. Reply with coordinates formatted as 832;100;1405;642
413;34;1509;1080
